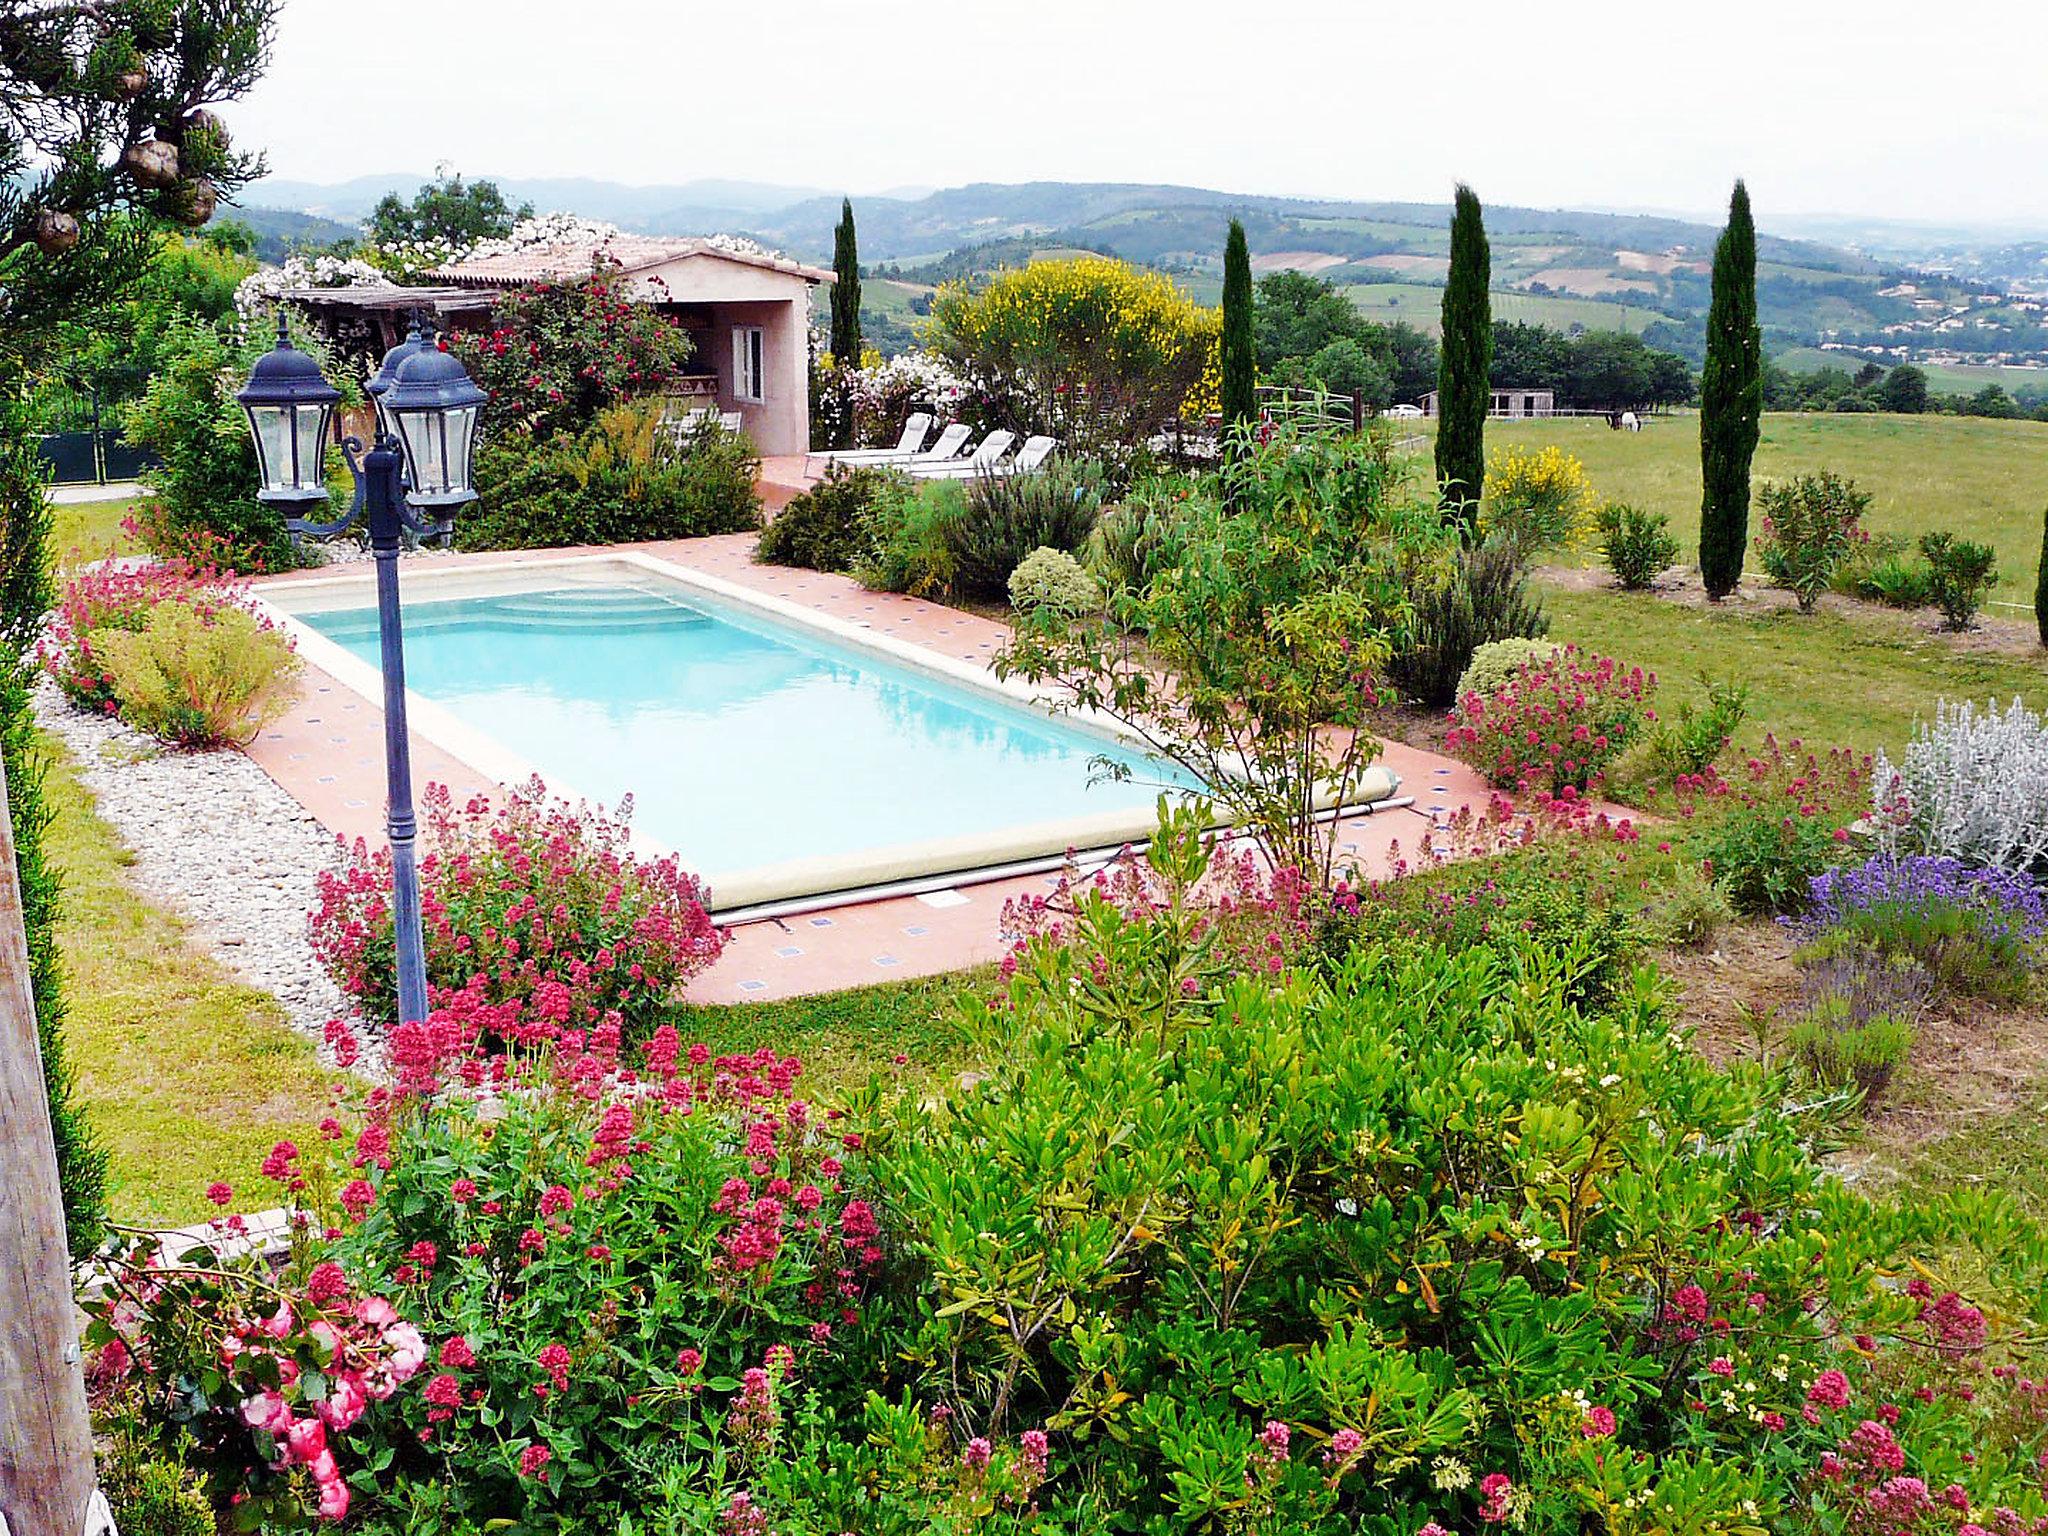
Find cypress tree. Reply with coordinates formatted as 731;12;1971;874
829;199;862;448
1435;185;1491;530
1220;218;1256;430
1699;180;1764;600
2035;503;2048;648
0;403;103;1258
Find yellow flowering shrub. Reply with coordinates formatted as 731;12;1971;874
923;257;1220;466
1481;444;1598;557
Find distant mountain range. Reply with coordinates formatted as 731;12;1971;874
234;174;2046;368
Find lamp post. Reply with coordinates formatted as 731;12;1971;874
237;313;485;1028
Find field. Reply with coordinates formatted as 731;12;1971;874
1468;411;2048;600
1773;345;2048;399
1340;280;1665;335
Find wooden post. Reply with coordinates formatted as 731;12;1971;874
0;751;96;1536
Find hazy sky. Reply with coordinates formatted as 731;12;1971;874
236;0;2048;227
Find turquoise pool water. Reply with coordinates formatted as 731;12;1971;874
302;583;1192;878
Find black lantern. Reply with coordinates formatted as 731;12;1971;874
235;314;341;506
381;345;487;508
365;314;437;436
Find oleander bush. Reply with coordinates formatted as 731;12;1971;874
1834;532;1934;609
1445;644;1656;794
1596;501;1680;590
1875;698;2048;877
1754;470;1872;614
942;460;1106;599
1006;546;1100;614
309;779;724;1040
1920;531;1999;631
94;602;302;748
756;462;910;573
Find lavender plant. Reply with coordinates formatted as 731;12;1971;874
1804;853;2046;1004
1786;931;1932;1098
1874;698;2048;876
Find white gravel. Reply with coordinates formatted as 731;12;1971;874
31;677;379;1074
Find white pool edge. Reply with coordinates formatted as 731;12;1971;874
253;550;1401;914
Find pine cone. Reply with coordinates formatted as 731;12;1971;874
31;210;80;254
120;138;181;189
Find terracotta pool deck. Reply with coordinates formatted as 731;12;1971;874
249;533;1496;1004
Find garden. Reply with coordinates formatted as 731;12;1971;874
8;98;2048;1536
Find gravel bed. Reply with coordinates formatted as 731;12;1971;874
31;678;381;1075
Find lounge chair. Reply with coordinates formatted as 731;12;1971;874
817;420;972;477
904;428;1015;479
813;413;935;470
719;411;744;432
912;433;1056;479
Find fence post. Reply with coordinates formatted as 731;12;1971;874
0;747;98;1536
88;388;102;487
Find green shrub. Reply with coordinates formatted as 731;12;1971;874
94;604;301;749
1787;996;1916;1097
1454;635;1562;707
1834;532;1933;609
1697;801;1841;917
855;478;961;596
757;463;907;573
1919;530;1998;631
1640;861;1735;949
98;1423;216;1536
1595;501;1679;590
1007;545;1100;614
1382;535;1549;708
457;408;762;551
942;460;1105;598
1643;676;1750;778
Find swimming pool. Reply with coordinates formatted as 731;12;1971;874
268;555;1222;909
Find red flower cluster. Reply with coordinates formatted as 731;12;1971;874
1445;644;1656;795
39;554;273;714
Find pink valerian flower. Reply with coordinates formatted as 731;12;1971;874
206;1181;234;1207
535;1343;572;1394
1478;1472;1516;1523
439;1335;476;1369
1582;1405;1617;1439
519;1443;552;1481
1809;1368;1851;1409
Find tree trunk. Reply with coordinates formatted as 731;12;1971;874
0;749;95;1536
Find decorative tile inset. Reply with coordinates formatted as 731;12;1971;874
808;915;835;928
917;889;970;909
739;979;768;992
774;945;803;958
902;924;929;937
872;954;900;968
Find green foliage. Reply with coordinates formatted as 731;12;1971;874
1435;184;1492;521
1220;218;1256;428
97;1422;215;1536
1253;269;1438;404
854;479;961;597
757;462;907;574
1754;470;1872;613
1085;479;1198;596
1382;535;1549;708
1919;531;2000;631
1833;532;1934;609
0;396;103;1257
1596;502;1680;590
458;408;762;552
1699;182;1764;600
1644;676;1750;779
367;168;529;250
1007;546;1100;615
94;603;301;749
1698;805;1843;918
942;461;1106;598
124;314;343;572
1876;363;1930;414
1490;322;1694;411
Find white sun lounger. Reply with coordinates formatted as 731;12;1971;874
904;429;1015;479
815;413;935;469
912;433;1056;479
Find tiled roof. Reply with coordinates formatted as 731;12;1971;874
428;237;830;287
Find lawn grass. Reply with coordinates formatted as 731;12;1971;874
44;733;335;1228
668;967;994;1100
1540;581;2048;755
1471;412;2048;600
50;493;143;562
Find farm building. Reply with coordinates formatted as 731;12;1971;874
1420;388;1557;419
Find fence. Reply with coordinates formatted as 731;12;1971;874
1254;385;1362;435
30;383;160;486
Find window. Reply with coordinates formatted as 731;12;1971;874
731;325;765;403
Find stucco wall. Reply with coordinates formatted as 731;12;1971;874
693;297;809;457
